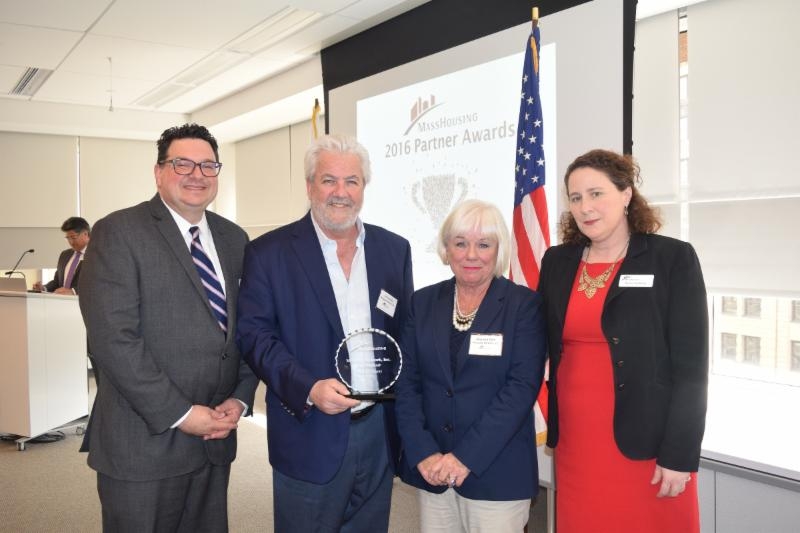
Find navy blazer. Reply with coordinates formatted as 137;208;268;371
237;212;413;484
538;233;708;472
395;276;547;501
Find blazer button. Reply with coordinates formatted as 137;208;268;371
617;383;625;390
446;389;453;398
221;352;229;360
443;424;453;432
616;360;625;367
610;337;620;344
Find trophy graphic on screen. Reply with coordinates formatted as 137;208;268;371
411;174;468;251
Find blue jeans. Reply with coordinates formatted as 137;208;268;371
273;404;393;533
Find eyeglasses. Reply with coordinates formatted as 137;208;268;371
159;157;222;177
65;232;87;241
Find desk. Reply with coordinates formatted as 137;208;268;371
0;291;88;448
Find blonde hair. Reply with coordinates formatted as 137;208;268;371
437;199;510;278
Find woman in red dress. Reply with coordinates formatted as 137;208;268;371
537;149;708;532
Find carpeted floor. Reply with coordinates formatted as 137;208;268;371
0;378;547;532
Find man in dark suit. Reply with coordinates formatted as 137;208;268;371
237;134;413;532
78;123;258;532
33;216;90;294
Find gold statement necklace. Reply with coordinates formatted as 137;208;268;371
452;285;479;331
577;239;630;299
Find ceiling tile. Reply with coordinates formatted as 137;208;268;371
33;69;159;108
90;0;295;50
0;0;112;31
0;65;27;93
0;23;83;69
286;0;360;15
337;0;420;20
256;14;356;60
59;34;208;81
0;0;433;140
160;55;303;113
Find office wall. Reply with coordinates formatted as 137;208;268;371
0;133;157;270
235;120;313;239
0;120;318;271
80;137;156;226
0;132;79;269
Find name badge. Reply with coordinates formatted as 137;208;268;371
619;274;654;288
376;289;398;317
469;334;503;357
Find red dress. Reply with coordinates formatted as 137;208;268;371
555;261;699;533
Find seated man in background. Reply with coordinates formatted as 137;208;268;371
33;216;91;295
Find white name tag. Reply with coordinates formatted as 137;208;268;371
376;289;398;317
619;274;654;288
469;333;503;356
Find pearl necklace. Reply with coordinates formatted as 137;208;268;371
577;239;629;299
452;285;479;331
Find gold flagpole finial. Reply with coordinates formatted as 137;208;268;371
532;7;539;28
311;98;321;139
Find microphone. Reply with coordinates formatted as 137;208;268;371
5;249;34;278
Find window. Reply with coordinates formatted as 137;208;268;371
721;333;738;360
636;3;800;480
721;297;738;315
743;336;761;364
712;295;800;383
744;298;762;318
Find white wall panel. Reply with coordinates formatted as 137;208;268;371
236;127;292;230
690;198;800;295
0;132;77;228
289;120;315;217
689;0;800;199
633;10;680;203
80;137;157;225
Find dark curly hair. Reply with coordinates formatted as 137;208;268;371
560;149;661;245
156;123;219;164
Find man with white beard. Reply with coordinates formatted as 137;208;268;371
237;134;414;532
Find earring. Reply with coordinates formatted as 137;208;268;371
624;205;629;216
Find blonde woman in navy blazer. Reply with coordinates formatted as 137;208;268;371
537;149;708;532
396;199;547;532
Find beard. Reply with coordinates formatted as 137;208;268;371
310;196;361;234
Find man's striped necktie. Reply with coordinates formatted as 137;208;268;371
189;226;227;333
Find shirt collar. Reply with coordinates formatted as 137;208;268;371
309;211;365;249
161;197;210;241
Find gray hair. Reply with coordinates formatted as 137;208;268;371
437;199;511;278
304;133;371;185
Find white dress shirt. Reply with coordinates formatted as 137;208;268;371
311;213;378;406
162;199;246;426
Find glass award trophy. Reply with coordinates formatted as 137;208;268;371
334;327;402;401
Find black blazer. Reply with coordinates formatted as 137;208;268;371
45;248;83;293
538;233;708;472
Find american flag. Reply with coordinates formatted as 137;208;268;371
510;26;550;446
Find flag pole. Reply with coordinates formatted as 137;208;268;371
311;98;322;139
532;6;539;28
